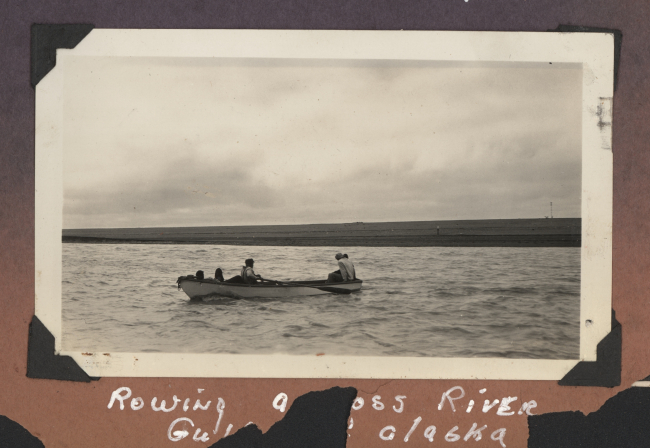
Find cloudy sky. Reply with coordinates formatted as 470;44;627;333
62;57;582;229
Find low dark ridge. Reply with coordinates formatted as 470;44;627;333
63;218;581;248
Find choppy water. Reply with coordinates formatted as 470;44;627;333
62;244;580;359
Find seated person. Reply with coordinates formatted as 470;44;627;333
214;268;225;282
327;253;355;282
241;258;262;284
225;275;244;284
341;254;356;280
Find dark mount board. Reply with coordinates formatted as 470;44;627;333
528;387;650;448
0;415;45;448
558;310;621;388
31;23;94;88
27;315;98;382
549;25;622;91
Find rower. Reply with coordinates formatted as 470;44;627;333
241;258;262;284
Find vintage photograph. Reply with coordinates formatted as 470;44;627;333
35;30;613;378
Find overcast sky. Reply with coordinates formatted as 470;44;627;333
62;57;582;229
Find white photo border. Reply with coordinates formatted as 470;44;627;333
35;29;613;379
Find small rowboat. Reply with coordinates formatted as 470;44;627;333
177;276;363;300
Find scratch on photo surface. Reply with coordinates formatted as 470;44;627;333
596;97;613;151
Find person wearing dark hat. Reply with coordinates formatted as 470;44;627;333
241;258;262;284
327;253;356;283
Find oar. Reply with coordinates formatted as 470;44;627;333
260;277;352;295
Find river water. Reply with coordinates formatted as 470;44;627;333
62;244;580;359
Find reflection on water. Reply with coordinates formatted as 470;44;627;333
62;244;580;359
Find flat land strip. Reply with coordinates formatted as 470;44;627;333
63;218;581;247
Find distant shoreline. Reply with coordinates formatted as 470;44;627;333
63;218;581;247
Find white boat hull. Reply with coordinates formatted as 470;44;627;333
177;278;363;299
